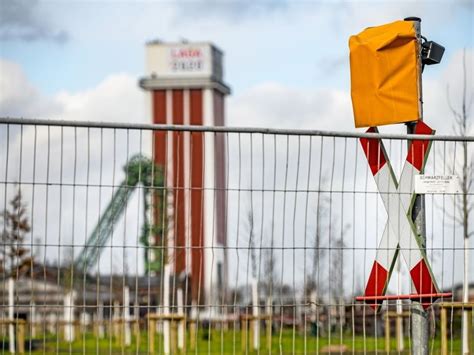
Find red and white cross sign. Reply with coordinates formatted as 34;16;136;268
359;121;440;310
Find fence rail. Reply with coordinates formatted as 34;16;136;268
0;117;472;354
2;116;474;140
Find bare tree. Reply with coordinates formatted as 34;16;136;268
243;202;262;350
305;190;348;338
262;227;277;299
447;49;472;354
244;208;258;280
329;234;348;302
307;193;330;300
61;242;75;289
0;188;33;352
0;188;32;277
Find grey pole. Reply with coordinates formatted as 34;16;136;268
405;16;429;355
409;169;429;355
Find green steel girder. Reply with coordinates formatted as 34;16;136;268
74;154;165;274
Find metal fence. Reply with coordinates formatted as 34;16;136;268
0;117;472;354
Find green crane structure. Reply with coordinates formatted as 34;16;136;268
74;154;165;274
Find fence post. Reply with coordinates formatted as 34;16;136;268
177;288;185;352
241;317;247;353
266;316;272;351
74;321;80;341
440;306;447;355
93;315;98;338
249;318;254;353
468;309;472;353
252;279;259;350
170;320;177;354
123;286;131;346
16;320;25;354
266;299;272;353
148;317;155;354
134;302;140;349
30;302;37;338
396;300;404;352
189;319;196;351
63;291;75;343
396;314;403;351
113;301;120;341
97;302;105;339
162;264;170;355
8;277;15;354
385;313;391;353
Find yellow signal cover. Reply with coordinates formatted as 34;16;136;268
349;21;421;128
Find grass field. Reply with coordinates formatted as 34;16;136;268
4;329;463;354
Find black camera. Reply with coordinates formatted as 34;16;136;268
421;40;445;65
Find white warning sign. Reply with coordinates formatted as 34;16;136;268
415;175;461;194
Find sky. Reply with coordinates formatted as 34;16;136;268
0;0;472;132
0;0;473;298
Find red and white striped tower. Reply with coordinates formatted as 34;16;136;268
139;41;230;306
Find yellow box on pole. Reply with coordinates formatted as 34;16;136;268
349;20;421;128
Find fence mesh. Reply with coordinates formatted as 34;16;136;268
0;118;472;354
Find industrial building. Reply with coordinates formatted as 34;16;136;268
139;41;230;307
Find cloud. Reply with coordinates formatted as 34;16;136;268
244;48;474;135
0;59;61;117
172;0;287;23
55;74;146;124
0;59;147;274
0;57;146;123
0;0;68;42
228;82;353;130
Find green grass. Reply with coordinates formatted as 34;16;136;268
6;329;463;354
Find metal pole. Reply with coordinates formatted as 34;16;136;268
162;264;171;355
63;291;75;343
405;16;429;355
177;288;185;351
409;184;429;355
97;301;105;339
8;277;15;354
251;278;260;350
123;286;131;346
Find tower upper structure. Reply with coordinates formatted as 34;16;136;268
139;40;230;307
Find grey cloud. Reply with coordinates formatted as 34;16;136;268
0;0;69;43
173;0;288;22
